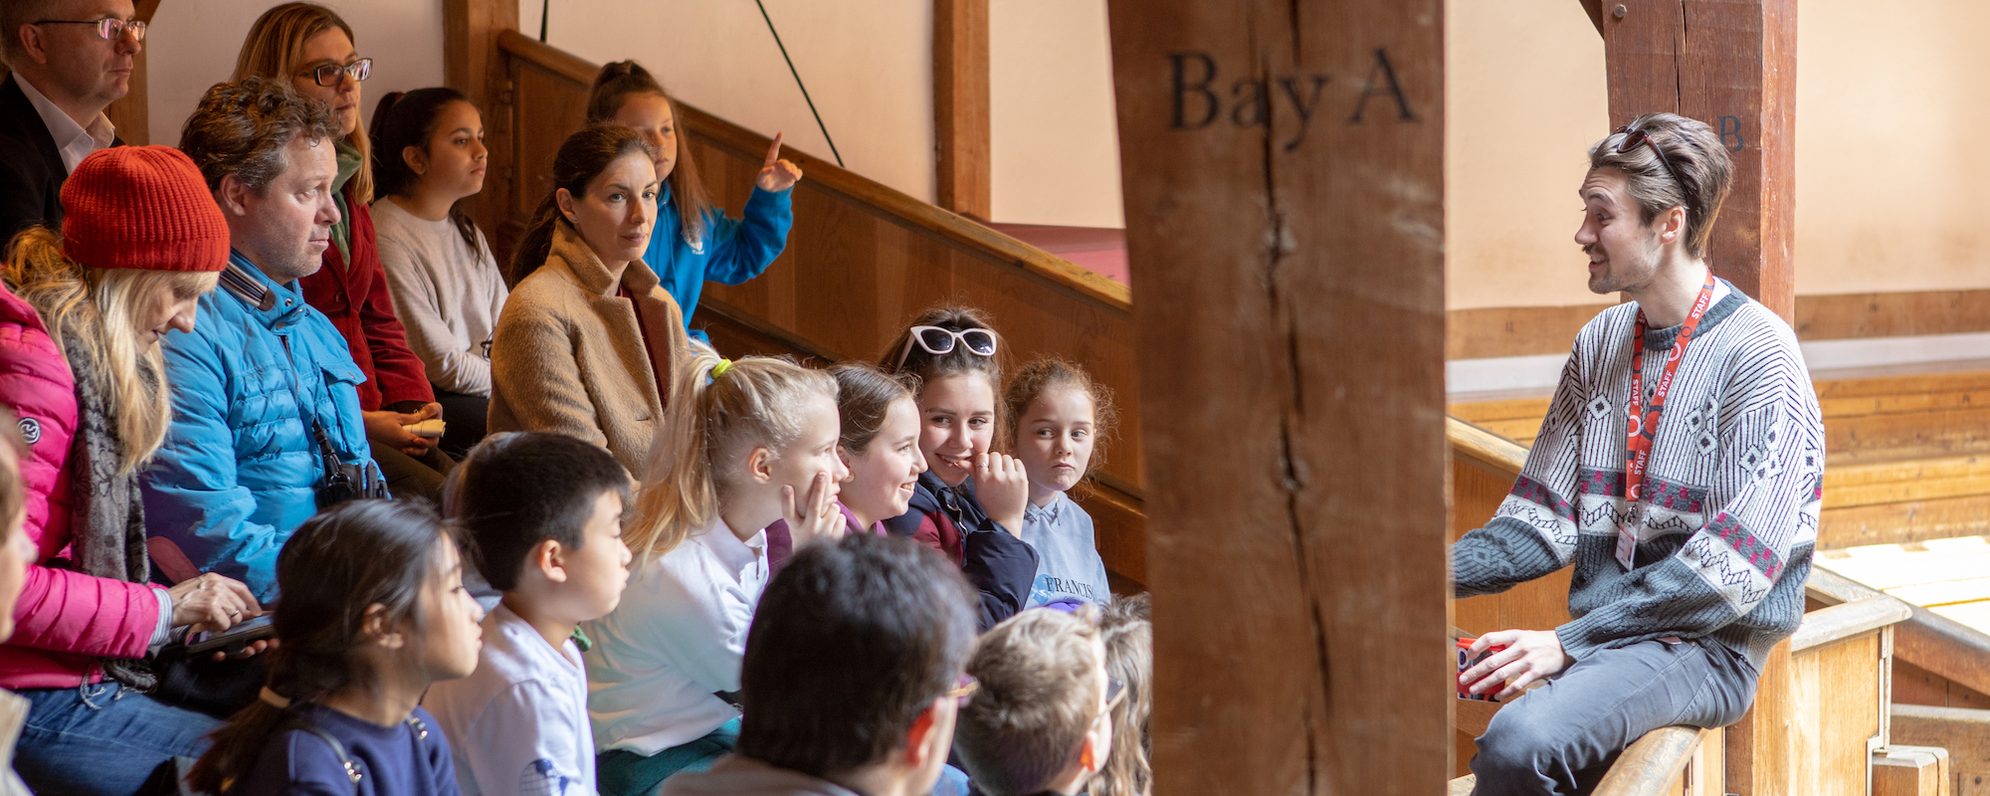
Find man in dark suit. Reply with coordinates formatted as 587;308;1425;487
0;0;142;244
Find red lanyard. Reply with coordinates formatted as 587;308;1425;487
1618;274;1717;568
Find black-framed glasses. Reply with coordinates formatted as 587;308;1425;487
1614;124;1680;185
302;58;373;88
33;17;146;42
891;325;998;372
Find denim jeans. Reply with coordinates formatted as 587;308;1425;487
14;682;218;796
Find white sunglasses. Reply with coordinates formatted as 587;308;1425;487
891;325;998;371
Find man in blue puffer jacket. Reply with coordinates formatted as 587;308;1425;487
139;77;379;602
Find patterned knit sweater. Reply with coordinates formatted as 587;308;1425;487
1452;280;1823;669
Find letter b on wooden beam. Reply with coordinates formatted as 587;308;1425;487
1600;0;1797;322
1107;1;1449;793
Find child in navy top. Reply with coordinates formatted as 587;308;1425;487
233;703;455;795
878;307;1037;631
187;500;486;795
1004;358;1116;608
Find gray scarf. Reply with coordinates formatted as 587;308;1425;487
58;323;156;691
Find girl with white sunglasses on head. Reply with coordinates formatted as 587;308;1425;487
879;306;1037;632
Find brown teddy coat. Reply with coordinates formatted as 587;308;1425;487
488;223;688;474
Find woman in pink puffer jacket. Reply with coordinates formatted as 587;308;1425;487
0;147;267;796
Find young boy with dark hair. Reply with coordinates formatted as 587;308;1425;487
662;534;978;796
425;432;634;795
953;609;1118;796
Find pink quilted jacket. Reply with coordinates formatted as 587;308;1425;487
0;283;162;689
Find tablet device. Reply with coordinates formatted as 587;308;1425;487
184;614;275;656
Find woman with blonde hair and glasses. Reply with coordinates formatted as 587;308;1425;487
235;2;451;499
0;147;263;795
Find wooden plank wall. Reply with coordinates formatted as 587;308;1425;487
1451;289;1990;360
1106;0;1449;791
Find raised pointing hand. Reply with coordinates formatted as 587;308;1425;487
756;132;803;192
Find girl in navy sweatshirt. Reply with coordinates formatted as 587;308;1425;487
879;306;1038;631
187;500;485;795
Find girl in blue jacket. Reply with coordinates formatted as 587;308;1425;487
585;61;799;344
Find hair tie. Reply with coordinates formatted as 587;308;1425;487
258;686;292;709
711;358;734;380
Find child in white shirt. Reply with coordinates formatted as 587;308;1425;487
585;352;850;796
425;432;635;795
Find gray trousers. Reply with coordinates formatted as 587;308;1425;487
1470;638;1758;795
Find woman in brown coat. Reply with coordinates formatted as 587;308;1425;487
489;125;690;474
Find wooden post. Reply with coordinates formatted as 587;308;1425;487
1105;1;1448;792
444;0;519;242
1592;3;1799;788
1595;0;1798;322
934;0;991;220
102;0;160;145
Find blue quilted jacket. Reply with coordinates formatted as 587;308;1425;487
141;251;377;601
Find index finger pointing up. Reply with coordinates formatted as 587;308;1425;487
764;132;785;167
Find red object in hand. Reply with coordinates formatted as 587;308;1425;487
1455;637;1508;702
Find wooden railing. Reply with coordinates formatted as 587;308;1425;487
486;31;1151;585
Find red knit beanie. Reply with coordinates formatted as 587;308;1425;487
60;146;230;273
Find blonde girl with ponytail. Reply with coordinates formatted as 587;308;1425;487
584;349;847;796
